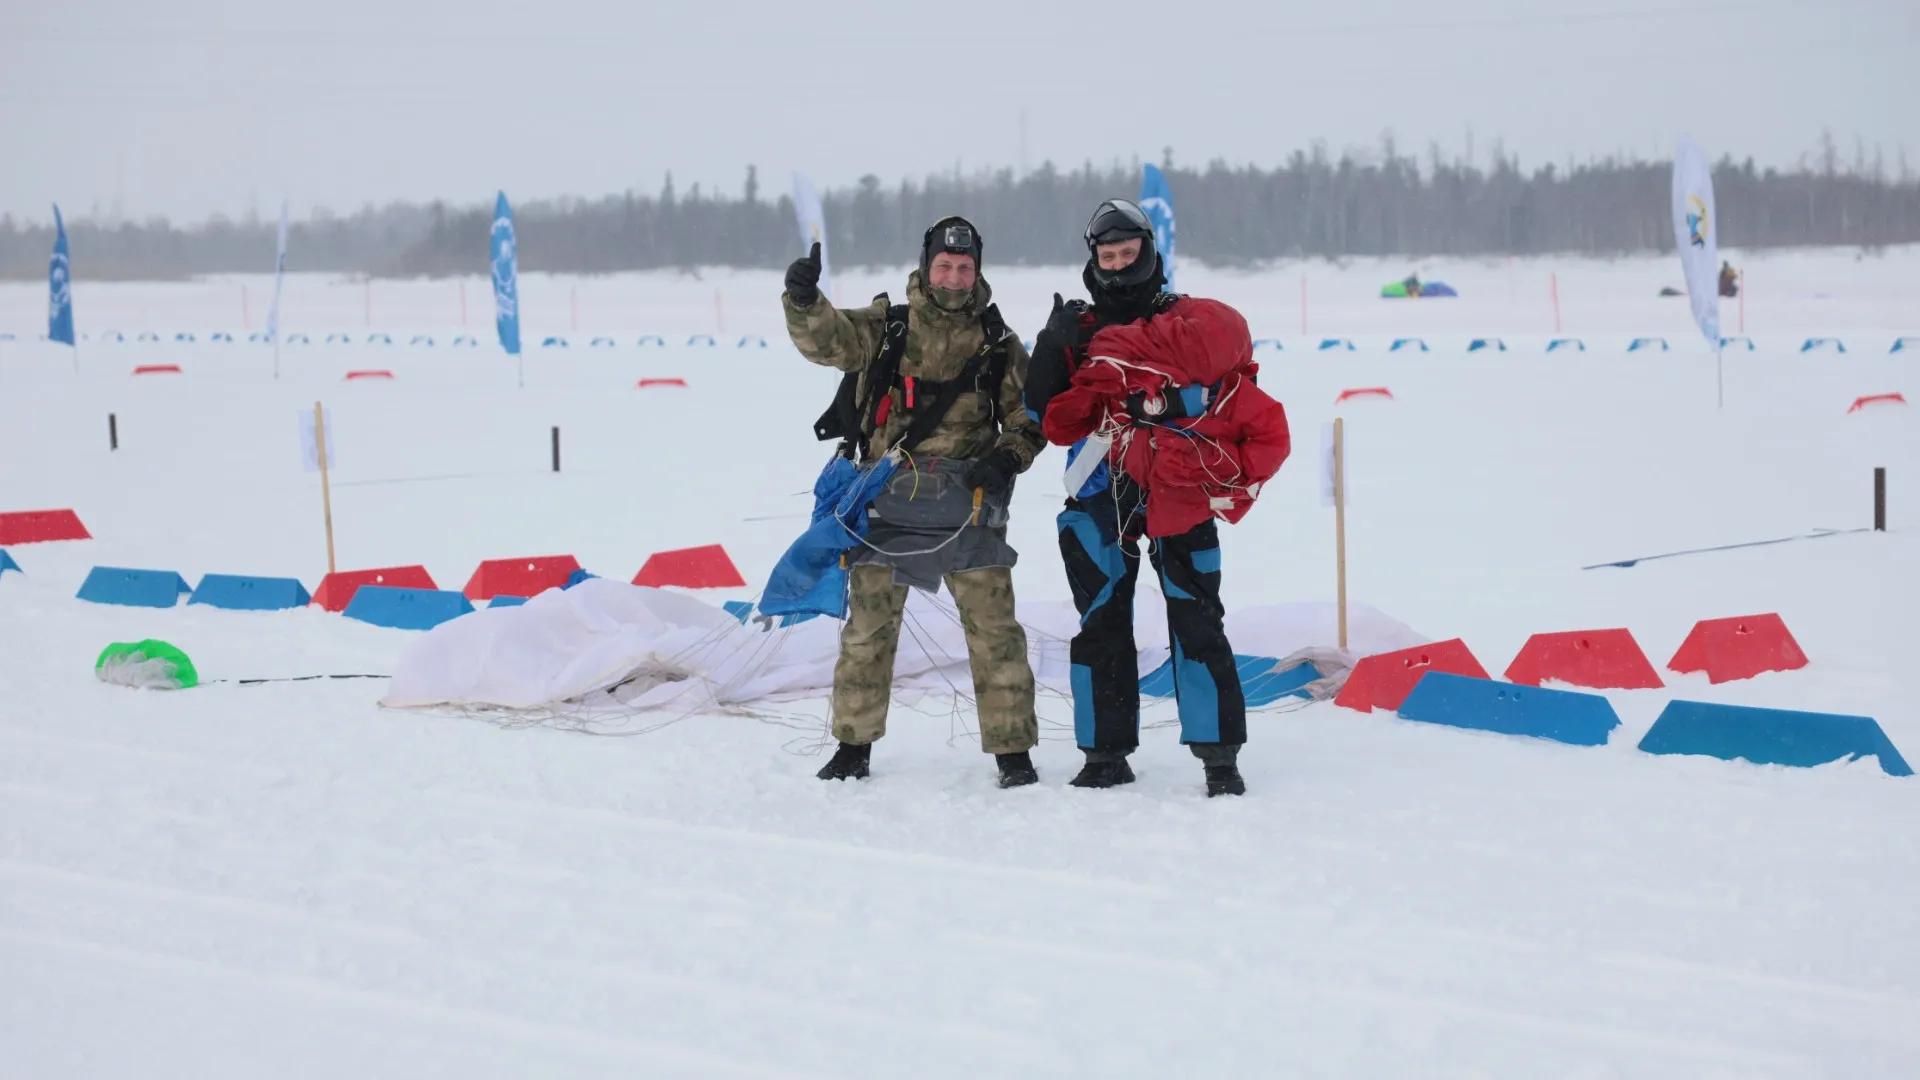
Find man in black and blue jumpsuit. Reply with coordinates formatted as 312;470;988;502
1025;199;1248;797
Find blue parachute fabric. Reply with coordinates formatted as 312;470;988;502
1063;437;1111;499
758;455;898;619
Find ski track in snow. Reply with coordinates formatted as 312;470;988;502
2;253;1917;1077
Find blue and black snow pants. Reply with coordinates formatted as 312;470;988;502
1058;505;1247;753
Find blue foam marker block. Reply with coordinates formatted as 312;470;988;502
1639;700;1912;777
76;566;192;609
563;568;599;589
1396;672;1620;747
488;595;528;608
188;574;311;611
342;585;474;631
722;600;754;623
0;549;19;575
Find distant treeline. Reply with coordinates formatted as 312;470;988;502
4;138;1917;280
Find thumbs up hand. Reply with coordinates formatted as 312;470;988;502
785;242;823;308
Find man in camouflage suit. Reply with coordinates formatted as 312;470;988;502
783;216;1047;788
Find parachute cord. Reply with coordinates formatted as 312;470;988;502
210;673;391;686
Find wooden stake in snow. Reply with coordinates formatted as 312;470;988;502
1322;418;1350;649
1335;416;1348;650
314;401;337;575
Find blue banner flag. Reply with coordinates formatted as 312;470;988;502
1670;135;1720;348
48;204;75;346
490;191;521;356
1139;165;1176;291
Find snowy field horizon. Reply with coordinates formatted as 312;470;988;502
2;246;1915;1077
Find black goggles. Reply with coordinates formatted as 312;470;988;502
1085;199;1152;244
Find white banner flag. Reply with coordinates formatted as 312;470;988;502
792;171;832;300
1319;422;1348;507
1671;135;1720;348
267;201;289;345
299;406;336;472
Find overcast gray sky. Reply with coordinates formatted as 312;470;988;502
1;0;1913;224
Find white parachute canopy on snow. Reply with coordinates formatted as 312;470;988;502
379;578;1427;716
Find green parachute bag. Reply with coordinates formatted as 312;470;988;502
95;639;200;690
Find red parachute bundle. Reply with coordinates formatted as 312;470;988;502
1041;298;1291;537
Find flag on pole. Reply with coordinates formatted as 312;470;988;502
1139;164;1176;291
1670;135;1720;347
490;191;521;356
299;405;337;472
267;201;289;346
791;172;832;299
48;204;75;346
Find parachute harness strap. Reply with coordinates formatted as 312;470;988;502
835;448;976;560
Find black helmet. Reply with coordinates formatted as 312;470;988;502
1084;199;1159;291
920;215;983;282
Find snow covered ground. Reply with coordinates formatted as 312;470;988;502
1;248;1915;1077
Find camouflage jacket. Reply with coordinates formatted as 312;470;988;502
784;271;1045;470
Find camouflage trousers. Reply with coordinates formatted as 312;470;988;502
832;563;1038;754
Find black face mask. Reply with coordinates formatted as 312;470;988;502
1083;255;1166;319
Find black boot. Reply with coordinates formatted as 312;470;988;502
1069;752;1136;789
816;741;870;780
995;751;1039;789
1191;743;1245;797
1204;764;1246;797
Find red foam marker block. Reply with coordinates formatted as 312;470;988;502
632;544;745;589
345;369;395;381
132;364;182;375
1334;386;1394;404
312;565;438;612
1848;392;1906;413
0;509;91;545
636;377;688;388
1334;638;1490;713
462;554;582;601
1504;628;1664;690
1667;613;1808;684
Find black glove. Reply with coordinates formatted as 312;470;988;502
963;448;1021;495
1025;293;1079;424
785;242;822;307
1124;385;1196;422
1043;292;1079;339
